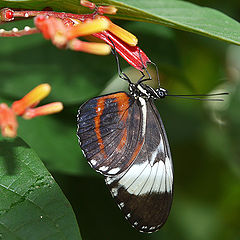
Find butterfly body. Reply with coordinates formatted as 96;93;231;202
77;83;173;233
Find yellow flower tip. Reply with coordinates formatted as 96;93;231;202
67;17;109;40
108;21;138;46
12;84;51;115
98;6;118;15
86;43;111;55
68;39;111;55
80;0;96;10
0;103;18;138
23;102;63;119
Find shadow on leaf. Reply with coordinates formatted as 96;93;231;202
0;137;30;175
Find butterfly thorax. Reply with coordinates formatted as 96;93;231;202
129;83;168;100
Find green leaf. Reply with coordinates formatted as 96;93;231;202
109;0;240;46
0;137;81;240
1;0;240;46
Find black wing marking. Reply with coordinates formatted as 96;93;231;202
105;99;173;233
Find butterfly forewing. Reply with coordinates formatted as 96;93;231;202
105;98;173;233
77;92;145;175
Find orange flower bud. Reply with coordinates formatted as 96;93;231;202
22;102;63;119
0;8;14;22
98;6;117;15
107;19;138;46
68;38;111;55
80;0;96;10
12;84;51;115
67;17;109;40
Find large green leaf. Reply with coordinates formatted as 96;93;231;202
0;137;81;240
1;0;240;45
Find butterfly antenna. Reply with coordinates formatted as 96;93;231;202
167;92;229;101
108;37;132;84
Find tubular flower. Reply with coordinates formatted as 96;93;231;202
0;104;18;138
0;84;63;138
0;1;150;70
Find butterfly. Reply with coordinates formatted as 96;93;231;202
77;73;173;233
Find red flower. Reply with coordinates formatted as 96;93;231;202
0;0;150;70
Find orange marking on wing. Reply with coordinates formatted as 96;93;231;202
115;93;130;112
94;93;130;159
126;140;144;168
94;99;107;158
114;93;130;122
101;92;130;121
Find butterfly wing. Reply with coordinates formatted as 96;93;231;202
105;98;173;233
77;92;145;175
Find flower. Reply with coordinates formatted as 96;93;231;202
0;84;63;138
0;1;150;70
0;104;18;138
34;14;112;55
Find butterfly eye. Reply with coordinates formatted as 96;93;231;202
156;88;167;98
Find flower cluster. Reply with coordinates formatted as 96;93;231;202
0;0;150;70
0;84;63;138
0;0;151;138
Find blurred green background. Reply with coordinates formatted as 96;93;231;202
0;0;240;239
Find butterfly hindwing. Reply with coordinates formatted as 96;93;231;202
105;98;173;233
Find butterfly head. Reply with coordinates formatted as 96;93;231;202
155;87;168;99
129;82;168;100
